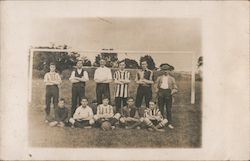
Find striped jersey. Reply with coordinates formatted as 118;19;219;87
44;72;62;86
114;70;130;98
144;108;163;118
96;104;114;116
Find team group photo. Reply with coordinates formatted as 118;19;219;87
28;17;202;148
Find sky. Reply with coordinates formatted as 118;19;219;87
31;18;201;71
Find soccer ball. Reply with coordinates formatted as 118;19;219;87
101;121;112;131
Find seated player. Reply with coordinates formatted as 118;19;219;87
120;97;144;129
93;98;121;129
49;98;69;127
143;101;168;132
69;97;95;128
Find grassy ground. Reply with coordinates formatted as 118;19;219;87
29;78;202;148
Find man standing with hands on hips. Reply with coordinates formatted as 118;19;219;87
94;59;113;105
156;64;178;129
69;60;89;116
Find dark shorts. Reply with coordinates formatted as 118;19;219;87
74;120;91;128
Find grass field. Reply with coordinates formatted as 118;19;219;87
29;73;202;148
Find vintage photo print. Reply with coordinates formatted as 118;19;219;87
0;1;249;160
28;18;202;148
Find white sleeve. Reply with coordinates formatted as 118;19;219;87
83;71;89;81
89;108;94;117
73;107;79;119
108;69;112;80
94;68;98;81
69;71;75;80
44;73;49;82
56;73;62;84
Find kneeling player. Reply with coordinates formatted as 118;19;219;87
143;101;168;132
69;98;95;128
120;97;143;129
93;98;121;129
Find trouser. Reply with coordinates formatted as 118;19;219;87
115;97;127;113
74;120;91;128
71;85;85;116
45;85;59;116
157;88;173;124
135;85;152;109
119;117;142;127
96;83;110;105
143;118;168;128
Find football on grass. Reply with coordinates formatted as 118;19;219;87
101;121;112;131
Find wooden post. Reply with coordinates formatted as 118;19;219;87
191;52;196;104
28;49;33;103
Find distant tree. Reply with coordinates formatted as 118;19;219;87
94;50;118;67
124;58;139;69
139;55;156;70
32;45;91;73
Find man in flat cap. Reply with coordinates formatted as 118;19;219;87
156;64;178;129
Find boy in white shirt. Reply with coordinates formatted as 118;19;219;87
69;98;95;128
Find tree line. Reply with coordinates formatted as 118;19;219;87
32;45;157;73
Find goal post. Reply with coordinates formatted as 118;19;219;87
28;48;196;104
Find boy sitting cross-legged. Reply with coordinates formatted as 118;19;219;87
49;98;69;127
120;97;144;129
69;97;95;128
93;98;121;129
143;100;168;132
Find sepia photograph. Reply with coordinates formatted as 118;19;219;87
1;1;249;160
28;18;202;148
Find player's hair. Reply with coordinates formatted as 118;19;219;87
118;60;125;65
50;62;56;66
149;100;156;104
100;59;106;62
59;98;65;102
102;97;109;101
127;97;134;101
81;97;88;101
76;60;83;64
140;60;147;64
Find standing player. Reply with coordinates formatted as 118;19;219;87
120;97;144;129
143;101;168;132
94;59;112;105
44;62;62;122
135;60;154;113
113;61;131;112
69;60;89;116
93;98;121;129
156;64;178;129
69;98;95;128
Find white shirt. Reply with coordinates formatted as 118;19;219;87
69;68;89;81
160;75;169;89
94;66;112;82
73;105;93;120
